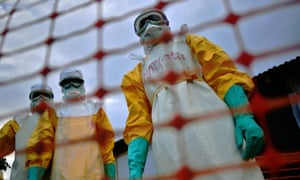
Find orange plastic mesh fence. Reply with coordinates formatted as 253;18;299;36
1;0;300;179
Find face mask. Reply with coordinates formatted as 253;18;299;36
62;84;85;101
30;95;53;113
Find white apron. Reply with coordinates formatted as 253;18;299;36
51;101;104;180
142;38;264;180
11;114;38;180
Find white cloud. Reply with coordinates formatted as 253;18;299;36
165;0;227;30
0;47;46;82
239;3;300;54
229;0;286;14
53;2;97;37
3;20;50;52
101;0;156;19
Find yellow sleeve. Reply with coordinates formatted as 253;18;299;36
186;34;254;99
95;108;115;164
0;120;19;157
26;107;57;168
120;63;153;145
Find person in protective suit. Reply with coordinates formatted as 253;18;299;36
121;9;265;179
26;68;116;180
0;83;54;180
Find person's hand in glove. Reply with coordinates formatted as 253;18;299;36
104;163;116;180
27;166;46;180
128;137;149;180
224;84;265;160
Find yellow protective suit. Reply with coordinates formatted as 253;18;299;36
0;120;19;158
0;114;41;180
121;34;264;179
26;101;115;180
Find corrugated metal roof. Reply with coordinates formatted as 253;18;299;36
254;56;300;79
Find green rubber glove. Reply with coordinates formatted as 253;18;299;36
27;166;46;180
104;163;116;180
128;137;149;180
224;84;265;160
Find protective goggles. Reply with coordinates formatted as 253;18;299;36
29;91;53;100
134;10;169;36
60;78;83;89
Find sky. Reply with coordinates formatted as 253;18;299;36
0;0;300;177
